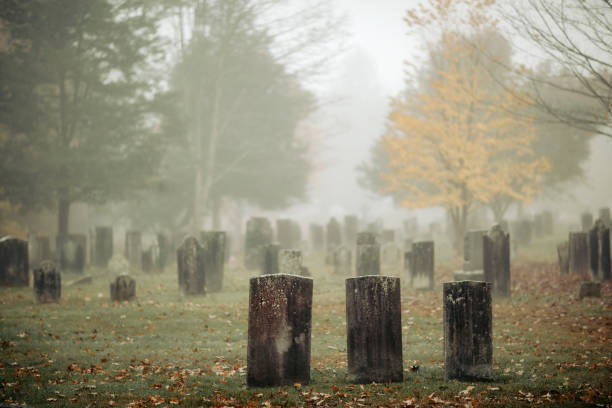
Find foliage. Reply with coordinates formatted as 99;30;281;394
374;0;550;250
0;0;167;233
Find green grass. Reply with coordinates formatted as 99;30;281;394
1;249;611;407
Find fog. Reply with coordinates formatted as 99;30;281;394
1;0;610;245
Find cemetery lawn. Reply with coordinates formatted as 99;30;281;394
1;256;611;407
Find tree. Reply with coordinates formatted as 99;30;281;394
127;0;337;231
378;0;550;254
0;0;166;234
505;0;612;138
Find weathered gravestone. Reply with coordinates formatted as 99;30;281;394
578;281;601;300
326;217;342;265
33;261;61;303
343;215;358;246
309;224;324;252
333;246;352;275
356;232;380;276
411;241;434;290
290;222;301;250
156;233;171;270
581;212;594;232
381;242;402;267
599;207;611;228
589;220;611;281
110;274;136;302
464;230;486;271
201;231;226;292
177;236;205;295
483;225;511;297
29;235;51;269
94;226;113;268
381;229;395;244
124;230;142;270
403;217;418;237
279;249;303;275
345;276;403;383
568;232;589;275
557;242;569;275
56;234;86;274
276;219;295;249
443;281;493;381
261;244;280;275
245;217;273;270
141;246;156;273
247;274;313;387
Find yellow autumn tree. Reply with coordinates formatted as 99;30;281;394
382;0;550;254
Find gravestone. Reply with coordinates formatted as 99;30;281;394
346;276;403;383
557;242;569;275
403;238;413;252
333;246;352;275
279;249;303;275
94;226;113;268
381;229;395;244
483;225;511;297
156;233;171;270
247;274;313;387
57;234;86;274
343;215;359;247
245;217;273;270
276;219;295;249
29;235;51;269
309;224;324;252
261;244;280;275
443;281;492;381
589;220;611;281
141;247;155;273
33;261;61;303
578;281;601;299
381;242;402;267
201;231;226;291
568;232;589;275
124;230;142;270
290;222;301;250
581;212;594;232
325;217;342;265
110;274;136;302
411;241;434;290
463;230;487;271
356;232;380;276
599;208;611;228
177;236;205;295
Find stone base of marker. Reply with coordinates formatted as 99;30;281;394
247;274;313;387
110;275;136;302
346;276;403;383
444;281;493;381
33;261;61;303
453;270;484;281
578;281;601;300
